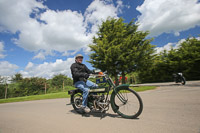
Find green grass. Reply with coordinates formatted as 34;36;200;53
0;86;156;104
0;92;70;104
130;86;157;92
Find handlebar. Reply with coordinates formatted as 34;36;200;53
89;72;116;87
89;73;106;77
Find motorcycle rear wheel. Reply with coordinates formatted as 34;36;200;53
71;92;84;114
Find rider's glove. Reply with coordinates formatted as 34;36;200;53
92;70;96;74
92;69;100;74
84;73;89;79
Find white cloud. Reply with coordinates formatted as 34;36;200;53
0;61;19;76
84;0;119;34
155;38;194;54
33;52;46;60
32;50;55;60
84;0;126;37
155;43;177;54
25;62;34;70
0;58;74;78
0;41;6;58
0;0;46;33
20;58;74;79
137;0;200;36
174;32;180;37
62;50;78;57
0;0;125;58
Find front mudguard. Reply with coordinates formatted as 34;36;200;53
110;84;130;113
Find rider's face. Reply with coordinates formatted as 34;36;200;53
76;57;83;63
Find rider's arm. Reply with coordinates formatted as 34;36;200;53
84;64;94;74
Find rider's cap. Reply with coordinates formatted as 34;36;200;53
75;54;83;59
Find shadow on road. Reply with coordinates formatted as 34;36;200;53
68;110;139;120
69;109;119;119
185;84;200;87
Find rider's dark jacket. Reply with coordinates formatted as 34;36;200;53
70;62;93;84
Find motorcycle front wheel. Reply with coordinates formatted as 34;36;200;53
181;77;186;85
111;88;143;119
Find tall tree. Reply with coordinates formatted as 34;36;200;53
12;73;23;83
0;76;7;99
89;17;155;84
176;37;200;79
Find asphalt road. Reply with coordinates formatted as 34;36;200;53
0;81;200;133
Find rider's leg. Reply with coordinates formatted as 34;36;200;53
86;80;98;89
86;80;98;95
75;81;89;107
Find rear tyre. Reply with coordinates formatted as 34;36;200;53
71;92;84;114
111;88;143;119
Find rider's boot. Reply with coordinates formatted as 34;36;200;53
81;106;91;113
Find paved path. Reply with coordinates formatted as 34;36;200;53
0;81;200;133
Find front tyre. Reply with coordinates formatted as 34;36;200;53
111;88;143;119
181;77;186;85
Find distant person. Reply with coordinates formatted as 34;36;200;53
70;54;97;113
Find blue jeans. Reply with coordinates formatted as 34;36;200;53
74;80;98;107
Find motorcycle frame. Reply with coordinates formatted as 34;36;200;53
89;74;130;113
89;74;116;102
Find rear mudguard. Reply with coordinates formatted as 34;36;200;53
110;84;130;113
68;89;82;95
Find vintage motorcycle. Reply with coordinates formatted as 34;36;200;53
68;72;143;119
173;73;186;85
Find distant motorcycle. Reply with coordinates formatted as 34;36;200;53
173;73;186;85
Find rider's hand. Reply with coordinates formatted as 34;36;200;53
92;70;96;74
92;69;102;74
84;73;89;79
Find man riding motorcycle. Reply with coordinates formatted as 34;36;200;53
70;54;98;113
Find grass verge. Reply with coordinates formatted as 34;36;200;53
0;92;69;104
0;86;156;104
130;86;157;92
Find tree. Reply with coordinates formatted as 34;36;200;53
14;77;47;96
51;74;73;89
0;76;9;99
139;36;200;83
12;73;23;83
0;76;4;84
0;76;6;99
176;37;200;80
89;17;155;84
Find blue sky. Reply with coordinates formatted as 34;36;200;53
0;0;200;79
